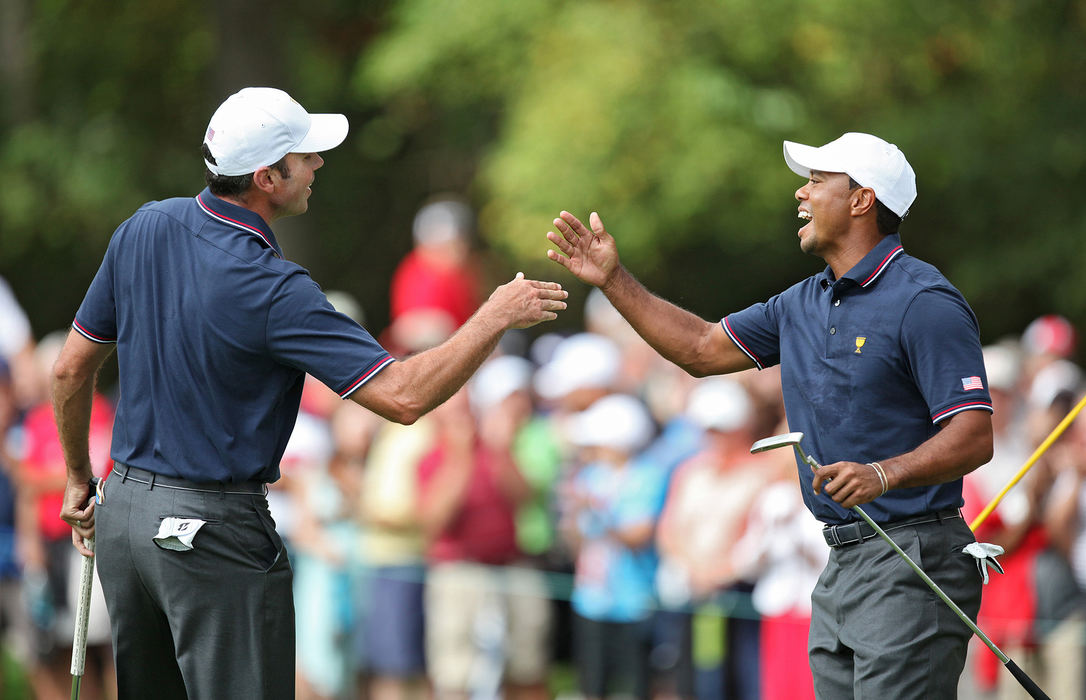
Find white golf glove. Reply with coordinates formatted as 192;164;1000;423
962;542;1005;584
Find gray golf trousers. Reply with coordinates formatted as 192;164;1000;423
809;513;982;700
96;466;294;700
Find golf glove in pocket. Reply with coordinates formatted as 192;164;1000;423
153;517;207;551
962;542;1005;584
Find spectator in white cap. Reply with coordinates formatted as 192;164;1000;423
534;332;621;412
964;343;1031;525
548;130;993;697
559;393;668;700
54;86;566;699
655;378;766;699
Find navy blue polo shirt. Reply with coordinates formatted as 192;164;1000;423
723;234;992;525
73;188;393;483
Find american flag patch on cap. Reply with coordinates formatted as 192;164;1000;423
961;376;984;391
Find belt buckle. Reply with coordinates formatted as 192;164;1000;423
828;521;864;547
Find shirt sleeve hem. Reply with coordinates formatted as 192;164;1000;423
338;355;395;398
721;317;764;370
72;319;117;344
931;401;994;424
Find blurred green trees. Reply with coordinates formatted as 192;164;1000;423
2;0;1084;347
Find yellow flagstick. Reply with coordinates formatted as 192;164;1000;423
970;392;1086;531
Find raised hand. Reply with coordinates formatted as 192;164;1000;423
546;211;620;289
485;272;568;330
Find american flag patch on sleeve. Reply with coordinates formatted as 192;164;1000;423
961;376;984;391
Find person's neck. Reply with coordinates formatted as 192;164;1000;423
824;227;884;280
218;192;276;226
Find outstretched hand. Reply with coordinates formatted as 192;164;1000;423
486;272;568;330
546;211;620;289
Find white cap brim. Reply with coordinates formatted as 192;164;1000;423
295;113;349;154
783;140;840;179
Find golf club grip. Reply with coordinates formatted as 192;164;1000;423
1004;660;1051;700
70;536;95;677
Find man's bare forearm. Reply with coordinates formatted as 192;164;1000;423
601;266;751;377
353;306;507;423
52;333;113;482
354;275;565;423
882;410;994;490
54;371;96;481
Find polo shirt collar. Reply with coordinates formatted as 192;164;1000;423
819;233;904;291
195;188;284;258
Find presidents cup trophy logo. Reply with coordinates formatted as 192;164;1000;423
855;337;866;354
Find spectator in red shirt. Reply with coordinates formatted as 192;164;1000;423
417;386;549;700
387;198;482;356
18;331;115;699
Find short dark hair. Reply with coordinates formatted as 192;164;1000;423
201;144;291;197
849;176;902;236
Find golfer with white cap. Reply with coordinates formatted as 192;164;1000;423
548;133;994;698
52;87;566;699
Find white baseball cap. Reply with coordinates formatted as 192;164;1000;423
783;132;916;218
533;333;621;400
568;394;655;453
469;355;534;414
685;378;752;433
203;87;349;176
982;344;1021;393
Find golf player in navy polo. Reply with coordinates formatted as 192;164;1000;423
547;132;993;699
53;87;567;699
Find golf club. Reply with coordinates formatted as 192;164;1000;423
71;476;99;700
70;534;95;700
751;432;1050;700
971;392;1086;531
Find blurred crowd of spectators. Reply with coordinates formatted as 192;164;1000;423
3;201;1086;700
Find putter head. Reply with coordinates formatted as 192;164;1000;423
750;431;805;454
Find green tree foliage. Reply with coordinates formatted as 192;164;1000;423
0;0;400;337
1;0;1084;349
357;0;1086;340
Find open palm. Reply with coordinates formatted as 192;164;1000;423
546;211;619;288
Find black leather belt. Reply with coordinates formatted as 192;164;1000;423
112;463;268;496
822;509;961;548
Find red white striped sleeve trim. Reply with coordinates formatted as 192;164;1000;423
339;356;396;398
72;319;116;344
860;246;904;287
196;194;276;250
721;317;764;370
931;401;993;424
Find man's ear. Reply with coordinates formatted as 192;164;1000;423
850;187;877;218
252;166;276;194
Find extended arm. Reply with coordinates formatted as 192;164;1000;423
351;273;566;423
52;329;115;555
547;211;753;377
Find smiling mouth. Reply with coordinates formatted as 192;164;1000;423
798;211;812;221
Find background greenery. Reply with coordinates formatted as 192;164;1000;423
2;0;1084;359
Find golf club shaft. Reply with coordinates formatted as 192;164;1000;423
800;447;1050;700
970;392;1086;531
70;535;95;693
848;505;997;657
848;504;1049;698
